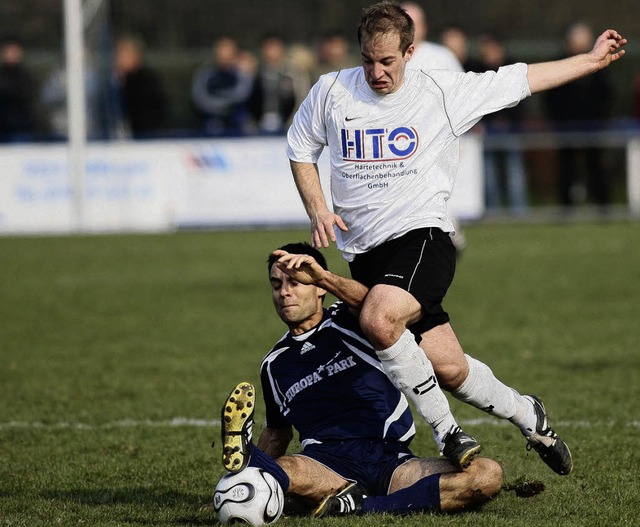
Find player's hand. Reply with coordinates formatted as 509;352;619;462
311;210;348;248
590;30;627;68
271;250;325;285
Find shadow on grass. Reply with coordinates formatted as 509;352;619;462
39;487;220;525
41;486;201;506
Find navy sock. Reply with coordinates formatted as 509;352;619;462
362;473;441;515
246;444;290;492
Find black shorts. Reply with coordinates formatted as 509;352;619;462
349;227;456;334
299;439;415;496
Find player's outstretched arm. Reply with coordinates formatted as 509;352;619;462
290;160;348;248
527;29;627;94
272;250;369;311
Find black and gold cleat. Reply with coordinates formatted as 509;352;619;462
311;482;366;518
220;382;255;473
441;427;483;469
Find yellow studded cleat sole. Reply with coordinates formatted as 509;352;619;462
221;382;255;473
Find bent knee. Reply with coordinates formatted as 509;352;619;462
359;310;405;350
434;362;468;391
469;458;503;498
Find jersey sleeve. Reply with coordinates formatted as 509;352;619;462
286;73;338;164
430;63;531;136
260;356;290;429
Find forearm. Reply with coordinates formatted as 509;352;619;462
528;28;626;95
317;271;369;312
527;54;600;94
290;160;329;218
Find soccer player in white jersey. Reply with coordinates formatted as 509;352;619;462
217;242;504;517
286;0;626;474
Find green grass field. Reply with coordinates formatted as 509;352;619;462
1;222;639;526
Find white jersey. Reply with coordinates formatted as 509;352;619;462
408;41;464;73
287;64;530;259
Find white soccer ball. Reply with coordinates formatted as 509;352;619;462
214;467;284;526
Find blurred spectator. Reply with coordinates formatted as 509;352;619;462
477;33;528;215
114;36;168;139
40;56;102;140
248;33;308;135
0;35;37;142
287;42;315;106
312;31;357;82
544;22;612;210
440;25;484;72
401;2;461;72
191;36;253;136
288;43;315;76
40;50;120;140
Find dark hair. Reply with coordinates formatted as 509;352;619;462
0;34;23;47
320;30;348;42
267;242;328;274
260;32;286;45
357;1;415;54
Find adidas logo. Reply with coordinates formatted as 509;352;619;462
300;342;315;355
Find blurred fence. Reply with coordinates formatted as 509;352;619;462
6;0;639;48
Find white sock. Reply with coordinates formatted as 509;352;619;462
452;354;536;435
377;330;457;444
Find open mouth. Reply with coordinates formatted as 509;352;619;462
369;79;388;91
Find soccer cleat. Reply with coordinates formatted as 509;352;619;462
221;382;255;473
311;482;367;517
441;427;483;469
523;395;573;475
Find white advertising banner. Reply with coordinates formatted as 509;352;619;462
450;134;485;220
0;143;177;234
172;137;310;227
0;136;484;235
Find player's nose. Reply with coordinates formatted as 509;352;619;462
371;63;385;78
279;281;292;296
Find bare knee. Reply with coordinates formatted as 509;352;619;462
419;324;469;390
359;307;404;350
433;360;468;391
359;286;422;350
467;458;503;499
439;457;503;512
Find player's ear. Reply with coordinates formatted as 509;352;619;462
404;43;415;61
317;287;328;301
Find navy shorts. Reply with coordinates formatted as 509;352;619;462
299;439;415;496
349;227;456;335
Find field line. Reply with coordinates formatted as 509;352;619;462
0;417;638;431
0;418;219;430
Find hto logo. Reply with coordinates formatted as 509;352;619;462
341;126;418;162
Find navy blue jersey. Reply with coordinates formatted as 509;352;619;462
260;302;415;448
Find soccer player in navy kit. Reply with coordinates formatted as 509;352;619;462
219;242;503;517
287;1;626;474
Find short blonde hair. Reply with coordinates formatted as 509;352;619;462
357;1;415;54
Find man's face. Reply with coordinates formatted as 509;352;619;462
270;264;323;334
361;31;413;95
